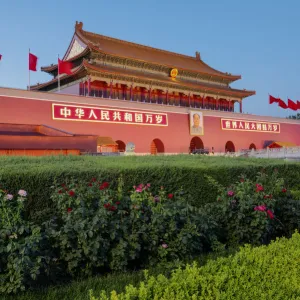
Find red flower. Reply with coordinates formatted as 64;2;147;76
116;201;121;205
67;207;72;213
240;178;245;183
61;184;66;187
255;184;264;192
267;209;274;219
109;205;117;211
58;190;63;194
282;188;287;193
88;183;93;187
68;190;75;197
104;203;111;209
100;182;110;190
167;193;174;199
91;178;97;182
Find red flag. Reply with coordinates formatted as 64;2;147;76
0;54;2;61
269;95;280;104
288;99;298;111
297;101;300;109
58;59;72;75
278;99;288;109
29;53;38;71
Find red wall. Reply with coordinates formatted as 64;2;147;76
1;92;300;153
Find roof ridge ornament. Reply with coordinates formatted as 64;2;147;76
195;51;201;60
75;21;83;31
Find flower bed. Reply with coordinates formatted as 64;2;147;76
1;170;300;295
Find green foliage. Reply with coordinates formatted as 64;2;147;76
90;232;300;300
287;112;300;119
2;165;300;296
0;189;47;294
46;179;217;277
208;171;288;247
0;155;299;223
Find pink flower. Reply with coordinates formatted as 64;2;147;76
5;194;13;200
254;205;266;212
227;191;234;197
267;209;274;219
162;243;168;249
18;190;27;197
146;183;151;187
255;184;264;192
135;187;143;193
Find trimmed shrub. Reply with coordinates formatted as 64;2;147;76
0;155;300;222
89;232;300;300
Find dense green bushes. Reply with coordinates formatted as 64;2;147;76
1;170;300;295
0;155;300;222
90;232;300;300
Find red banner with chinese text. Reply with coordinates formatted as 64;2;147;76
52;104;168;126
221;119;280;133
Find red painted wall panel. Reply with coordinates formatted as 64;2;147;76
0;93;300;154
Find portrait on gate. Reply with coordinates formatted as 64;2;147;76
189;111;204;136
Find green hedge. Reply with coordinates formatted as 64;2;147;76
0;155;300;222
90;232;300;300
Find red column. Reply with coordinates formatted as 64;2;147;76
240;101;243;113
109;80;113;98
202;96;205;108
166;90;168;105
88;77;91;96
130;84;133;101
149;88;152;103
188;93;191;107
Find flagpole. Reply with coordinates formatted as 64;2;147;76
28;48;30;91
58;54;60;92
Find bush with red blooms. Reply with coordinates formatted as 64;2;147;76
47;177;217;277
205;171;292;247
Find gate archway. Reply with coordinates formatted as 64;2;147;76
190;137;204;153
225;141;235;153
116;140;126;152
150;139;165;155
249;143;256;150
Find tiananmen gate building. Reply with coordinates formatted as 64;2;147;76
0;21;299;155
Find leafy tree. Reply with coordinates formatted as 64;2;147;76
287;113;300;119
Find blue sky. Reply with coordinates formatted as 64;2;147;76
0;0;299;118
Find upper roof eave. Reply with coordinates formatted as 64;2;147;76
74;21;242;83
